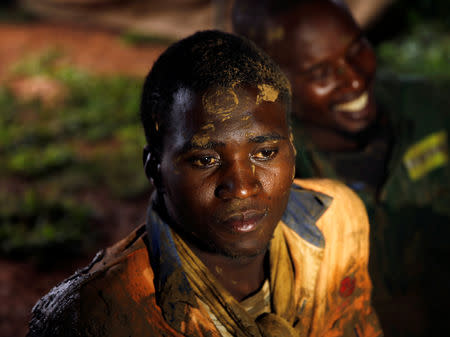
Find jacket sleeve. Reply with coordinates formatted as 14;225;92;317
297;179;383;337
27;275;87;337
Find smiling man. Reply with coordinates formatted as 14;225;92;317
28;30;381;337
233;1;450;335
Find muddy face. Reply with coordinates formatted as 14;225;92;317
272;0;377;133
160;85;295;258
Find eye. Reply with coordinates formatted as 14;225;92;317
252;148;278;161
347;41;362;58
307;64;333;83
347;37;370;60
191;155;220;168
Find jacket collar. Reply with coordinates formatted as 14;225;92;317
282;183;332;248
145;206;197;331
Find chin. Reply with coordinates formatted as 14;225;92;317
340;119;372;134
212;240;270;260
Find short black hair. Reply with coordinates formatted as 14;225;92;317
140;30;291;153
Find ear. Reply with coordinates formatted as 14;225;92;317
143;145;162;188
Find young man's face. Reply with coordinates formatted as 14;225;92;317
159;85;295;258
273;0;377;133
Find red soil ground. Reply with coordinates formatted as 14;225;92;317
0;22;166;337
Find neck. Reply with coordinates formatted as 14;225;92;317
189;243;267;302
154;197;268;302
303;115;386;152
304;124;362;151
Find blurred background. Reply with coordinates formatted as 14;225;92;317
0;1;448;336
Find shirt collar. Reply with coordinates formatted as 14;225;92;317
281;183;332;248
145;205;197;331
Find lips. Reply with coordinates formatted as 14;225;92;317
334;91;369;119
221;209;267;233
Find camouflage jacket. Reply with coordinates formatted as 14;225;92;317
293;76;450;295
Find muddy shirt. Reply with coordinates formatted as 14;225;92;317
28;180;382;337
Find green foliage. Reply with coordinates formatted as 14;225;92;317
6;145;75;178
92;125;148;199
401;0;449;30
120;30;175;46
2;49;148;197
0;188;95;260
377;24;450;78
0;49;151;258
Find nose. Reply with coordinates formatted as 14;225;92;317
215;160;261;200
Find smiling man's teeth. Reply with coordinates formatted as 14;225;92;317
335;92;368;115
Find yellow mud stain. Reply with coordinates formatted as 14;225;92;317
192;134;210;147
201;123;215;131
215;266;223;275
289;131;296;154
202;87;239;115
256;84;279;104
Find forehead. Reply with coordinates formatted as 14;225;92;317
278;1;360;70
166;85;288;147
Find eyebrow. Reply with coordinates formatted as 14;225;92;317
179;140;226;154
249;132;285;143
178;132;285;154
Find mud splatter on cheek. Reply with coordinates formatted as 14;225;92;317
215;266;223;275
289;131;297;156
251;164;256;175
